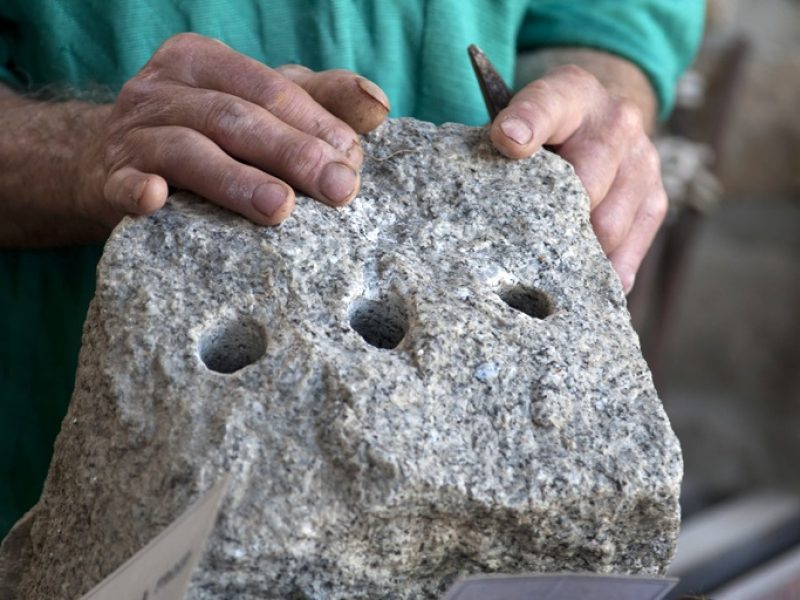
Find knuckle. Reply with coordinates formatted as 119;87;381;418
321;122;359;154
610;98;644;135
157;32;206;57
512;95;552;127
155;130;195;173
279;136;328;179
646;187;669;224
594;210;627;250
552;63;591;83
216;167;251;203
511;97;537;116
117;75;159;110
551;64;600;93
204;97;253;140
526;77;556;103
148;33;210;73
255;75;295;113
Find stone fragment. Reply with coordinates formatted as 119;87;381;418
0;118;682;599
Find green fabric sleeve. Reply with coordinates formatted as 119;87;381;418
518;1;706;121
0;34;17;86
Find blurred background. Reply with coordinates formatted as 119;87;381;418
628;0;800;597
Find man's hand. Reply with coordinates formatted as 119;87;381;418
0;33;389;246
81;33;390;229
491;50;667;293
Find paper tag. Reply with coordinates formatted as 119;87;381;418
442;573;678;600
80;477;229;600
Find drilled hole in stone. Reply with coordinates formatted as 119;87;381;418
497;284;554;319
349;296;408;349
199;318;266;374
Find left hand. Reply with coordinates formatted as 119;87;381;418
490;64;667;294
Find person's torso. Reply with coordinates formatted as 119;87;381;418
1;0;532;124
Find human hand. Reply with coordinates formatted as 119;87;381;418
77;33;390;229
490;64;667;293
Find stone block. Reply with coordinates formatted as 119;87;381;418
0;118;682;599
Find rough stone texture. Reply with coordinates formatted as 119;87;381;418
0;119;682;599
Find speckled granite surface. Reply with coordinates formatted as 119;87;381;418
0;118;682;599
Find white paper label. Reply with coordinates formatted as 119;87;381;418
443;573;678;600
80;477;229;600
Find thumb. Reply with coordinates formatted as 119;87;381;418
104;167;169;217
277;65;390;134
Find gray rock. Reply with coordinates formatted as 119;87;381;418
1;118;682;599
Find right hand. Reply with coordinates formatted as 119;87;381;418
76;33;390;229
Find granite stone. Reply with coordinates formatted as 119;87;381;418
0;118;682;599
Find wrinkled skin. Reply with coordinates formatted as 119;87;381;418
76;33;664;291
490;64;667;292
76;33;390;230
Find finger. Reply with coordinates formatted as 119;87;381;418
490;65;600;159
127;125;296;225
277;65;390;134
148;34;362;160
590;176;640;257
563;97;649;209
113;87;361;207
556;134;625;211
590;137;662;254
104;166;169;216
607;184;668;294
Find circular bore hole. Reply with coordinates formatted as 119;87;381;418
348;296;408;350
199;318;266;374
497;284;554;319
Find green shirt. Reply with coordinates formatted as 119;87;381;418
0;0;704;537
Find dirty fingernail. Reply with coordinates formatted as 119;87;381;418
252;182;289;218
357;78;390;112
320;162;358;204
500;118;533;146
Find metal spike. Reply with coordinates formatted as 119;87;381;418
468;44;513;121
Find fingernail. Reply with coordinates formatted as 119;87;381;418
357;78;390;112
320;162;358;204
252;182;289;218
500;118;533;145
